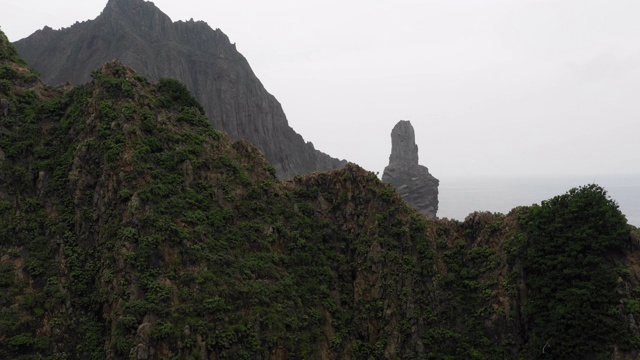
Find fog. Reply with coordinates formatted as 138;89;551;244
2;0;639;179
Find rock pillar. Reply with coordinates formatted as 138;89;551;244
382;120;439;218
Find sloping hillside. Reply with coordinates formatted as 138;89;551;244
2;29;640;359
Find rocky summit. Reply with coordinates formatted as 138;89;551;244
13;0;345;179
382;120;439;218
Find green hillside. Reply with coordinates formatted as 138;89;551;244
1;29;639;359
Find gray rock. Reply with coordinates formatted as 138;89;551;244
0;98;9;117
382;120;439;218
14;0;345;179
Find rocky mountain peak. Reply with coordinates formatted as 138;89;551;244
104;0;139;10
14;0;346;179
103;0;156;17
382;120;439;218
389;120;419;166
100;0;174;40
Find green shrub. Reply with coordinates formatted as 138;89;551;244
0;79;10;94
6;333;35;349
0;263;14;287
521;184;629;358
157;78;204;113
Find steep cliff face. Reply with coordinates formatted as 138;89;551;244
2;30;640;359
13;0;345;179
382;120;439;218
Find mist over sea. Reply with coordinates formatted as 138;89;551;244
438;174;640;227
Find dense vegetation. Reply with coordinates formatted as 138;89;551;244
519;184;632;358
1;29;640;359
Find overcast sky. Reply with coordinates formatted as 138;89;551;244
2;0;639;179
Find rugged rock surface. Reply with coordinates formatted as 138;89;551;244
382;120;439;217
13;0;345;179
2;30;640;359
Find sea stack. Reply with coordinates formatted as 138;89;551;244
382;120;439;218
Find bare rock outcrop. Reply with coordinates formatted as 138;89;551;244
13;0;345;179
382;120;439;218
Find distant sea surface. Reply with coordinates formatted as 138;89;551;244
438;174;640;227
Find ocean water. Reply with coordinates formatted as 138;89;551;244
437;174;640;227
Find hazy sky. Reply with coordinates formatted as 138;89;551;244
2;0;639;178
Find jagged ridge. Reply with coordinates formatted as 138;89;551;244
2;29;640;359
13;0;346;179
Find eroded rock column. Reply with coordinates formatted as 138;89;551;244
382;120;439;218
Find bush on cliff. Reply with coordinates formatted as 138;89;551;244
522;184;629;358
